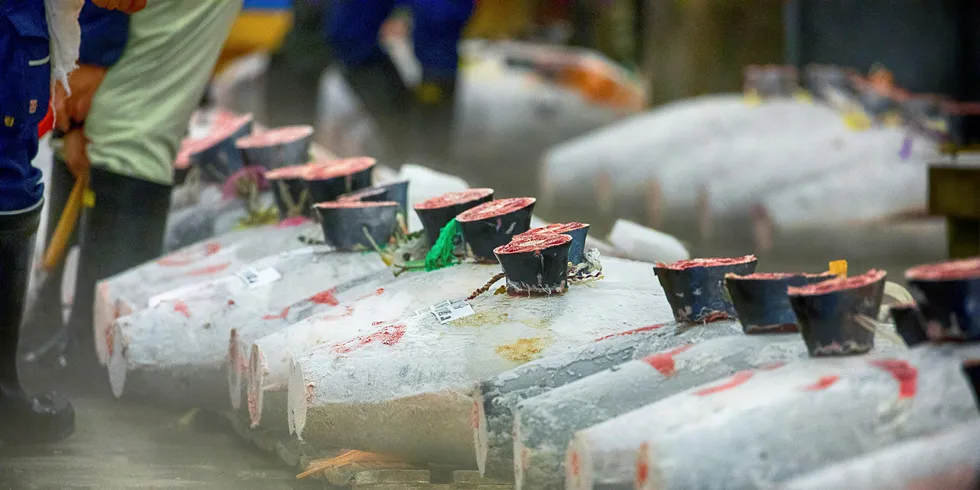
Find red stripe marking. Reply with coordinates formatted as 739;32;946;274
332;323;407;354
185;261;231;276
869;359;918;399
569;450;580;477
642;345;693;377
694;371;754;396
471;401;480;429
263;306;291;321
594;323;666;342
173;300;191;318
804;375;841;391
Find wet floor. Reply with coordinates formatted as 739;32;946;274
0;396;320;490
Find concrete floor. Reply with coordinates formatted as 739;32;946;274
0;397;320;490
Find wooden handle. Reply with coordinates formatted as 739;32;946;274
42;172;88;271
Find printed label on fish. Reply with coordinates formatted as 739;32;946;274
237;267;282;289
415;300;475;324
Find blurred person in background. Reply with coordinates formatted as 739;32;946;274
0;0;144;445
264;0;332;129
326;0;476;167
24;0;241;372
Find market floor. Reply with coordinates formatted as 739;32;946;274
0;395;321;490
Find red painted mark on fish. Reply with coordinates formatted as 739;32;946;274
356;288;385;301
186;261;231;276
309;288;339;306
157;241;222;267
173;300;191;318
471;401;480;429
804;375;840;391
332;323;407;354
759;362;785;371
276;216;309;228
869;359;918;399
636;443;650;488
106;326;115;357
694;371;754;396
642;345;692;377
594;323;666;342
319;306;354;321
263;306;291;321
569;449;580;477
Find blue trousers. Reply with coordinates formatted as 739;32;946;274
0;0;49;212
326;0;474;81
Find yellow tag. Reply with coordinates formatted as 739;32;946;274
83;189;96;208
829;260;847;278
743;90;763;107
793;90;813;104
3;116;13;127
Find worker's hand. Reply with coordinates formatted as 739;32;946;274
54;64;107;132
63;128;92;180
91;0;147;14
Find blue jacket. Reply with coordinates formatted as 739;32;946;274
78;0;129;67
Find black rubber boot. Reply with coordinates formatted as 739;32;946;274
0;202;75;445
411;77;458;169
20;147;77;353
340;54;413;164
26;168;172;374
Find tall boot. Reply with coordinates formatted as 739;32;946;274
0;202;75;444
28;168;172;373
340;54;414;164
411;76;459;169
21;147;78;353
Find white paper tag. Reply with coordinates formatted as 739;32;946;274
236;267;282;289
416;300;475;324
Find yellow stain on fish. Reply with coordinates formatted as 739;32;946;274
496;337;547;363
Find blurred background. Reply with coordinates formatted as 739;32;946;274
214;0;979;277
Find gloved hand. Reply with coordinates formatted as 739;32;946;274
91;0;148;14
63;128;91;180
54;64;107;132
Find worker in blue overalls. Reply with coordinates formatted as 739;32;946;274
20;0;131;373
326;0;475;166
0;0;142;445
